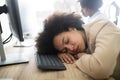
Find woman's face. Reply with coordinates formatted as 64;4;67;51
53;28;86;55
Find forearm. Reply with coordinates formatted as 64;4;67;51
75;53;115;79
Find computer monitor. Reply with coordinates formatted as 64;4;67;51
0;0;29;66
6;0;33;47
6;0;24;42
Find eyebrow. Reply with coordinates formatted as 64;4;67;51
62;37;64;45
60;37;64;52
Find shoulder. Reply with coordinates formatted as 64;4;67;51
84;19;111;28
83;19;117;33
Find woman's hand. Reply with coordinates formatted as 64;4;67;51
58;53;75;64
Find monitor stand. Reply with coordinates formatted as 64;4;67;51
0;53;29;66
13;38;34;47
0;79;13;80
0;33;29;66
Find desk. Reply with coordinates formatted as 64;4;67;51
0;40;92;80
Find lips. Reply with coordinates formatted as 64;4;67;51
75;45;80;53
71;45;80;54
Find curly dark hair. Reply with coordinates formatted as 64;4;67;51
35;12;84;54
78;0;103;10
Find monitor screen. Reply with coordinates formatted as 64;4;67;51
5;0;24;42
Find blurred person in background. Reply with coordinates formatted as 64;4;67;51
78;0;108;24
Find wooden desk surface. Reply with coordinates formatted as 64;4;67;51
0;40;92;80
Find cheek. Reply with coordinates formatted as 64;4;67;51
81;10;85;14
82;10;88;17
71;37;80;44
73;36;84;45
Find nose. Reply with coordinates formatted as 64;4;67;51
65;44;74;52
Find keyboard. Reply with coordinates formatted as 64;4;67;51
35;53;66;70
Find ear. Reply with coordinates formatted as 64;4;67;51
69;28;77;31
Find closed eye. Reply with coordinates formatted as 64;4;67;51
64;38;69;44
61;37;69;53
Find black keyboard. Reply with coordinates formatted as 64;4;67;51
35;53;66;70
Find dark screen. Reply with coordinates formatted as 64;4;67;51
5;0;24;41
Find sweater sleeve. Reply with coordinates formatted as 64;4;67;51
75;22;120;79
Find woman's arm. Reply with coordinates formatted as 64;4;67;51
75;22;120;79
